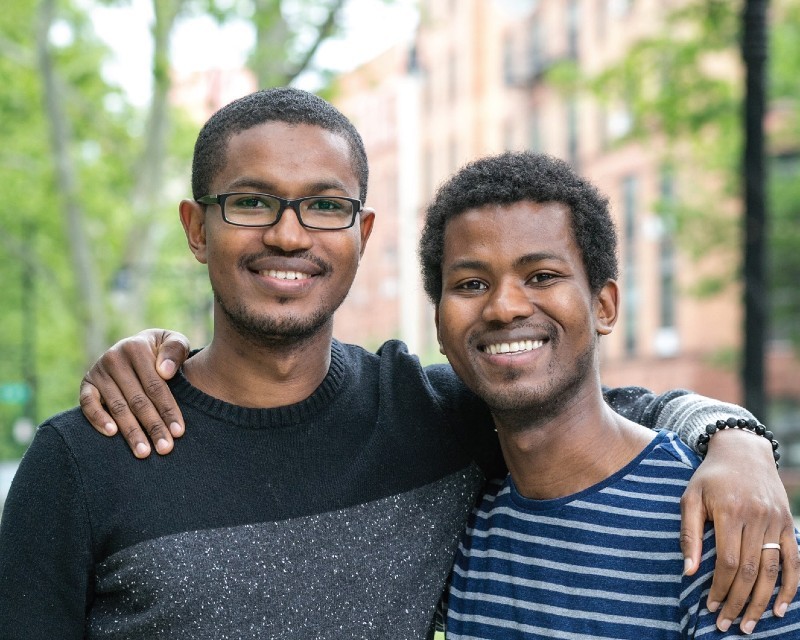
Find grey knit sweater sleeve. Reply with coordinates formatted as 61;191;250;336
602;386;758;455
654;394;758;453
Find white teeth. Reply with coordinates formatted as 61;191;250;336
262;270;310;281
484;340;544;355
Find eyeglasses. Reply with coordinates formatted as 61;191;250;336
196;192;363;230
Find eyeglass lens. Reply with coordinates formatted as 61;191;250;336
223;194;355;229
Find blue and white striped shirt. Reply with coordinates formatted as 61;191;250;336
447;430;800;639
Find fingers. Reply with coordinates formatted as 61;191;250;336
773;524;800;618
83;352;155;458
705;511;742;621
79;378;118;437
713;518;764;633
113;338;184;454
735;529;786;634
80;330;188;457
679;487;706;577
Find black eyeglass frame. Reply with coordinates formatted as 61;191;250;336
196;192;363;231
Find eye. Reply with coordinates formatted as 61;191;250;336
231;195;272;210
529;273;557;284
306;198;346;211
456;279;488;292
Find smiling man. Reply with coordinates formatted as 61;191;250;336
418;151;800;638
1;89;796;639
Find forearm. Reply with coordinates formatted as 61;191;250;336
654;393;757;453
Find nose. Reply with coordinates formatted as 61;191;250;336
261;204;313;252
482;279;535;325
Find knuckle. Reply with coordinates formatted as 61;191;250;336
107;398;131;417
144;377;168;399
146;423;167;439
127;393;151;413
738;560;760;584
120;424;143;441
761;559;781;582
716;552;740;574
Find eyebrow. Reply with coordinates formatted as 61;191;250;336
224;177;352;196
445;251;565;273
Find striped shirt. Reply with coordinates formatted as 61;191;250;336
447;430;800;639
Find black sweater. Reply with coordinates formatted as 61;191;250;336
0;339;711;639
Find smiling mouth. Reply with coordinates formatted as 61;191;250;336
481;339;545;355
258;270;312;281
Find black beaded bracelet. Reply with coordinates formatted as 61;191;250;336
696;417;780;468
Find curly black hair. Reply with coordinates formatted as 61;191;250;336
419;151;618;303
191;87;369;202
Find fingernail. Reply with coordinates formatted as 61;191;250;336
682;557;693;575
104;422;117;436
776;601;788;617
135;442;150;457
169;422;184;437
159;359;176;377
155;438;170;454
717;618;731;632
707;601;720;613
741;619;755;634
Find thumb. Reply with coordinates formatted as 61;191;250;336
680;489;707;576
155;332;191;380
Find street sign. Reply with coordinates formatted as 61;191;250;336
0;383;31;405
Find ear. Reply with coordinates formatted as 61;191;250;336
357;207;376;260
594;280;619;336
434;306;446;355
179;199;208;264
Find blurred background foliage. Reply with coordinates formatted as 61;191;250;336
0;0;798;461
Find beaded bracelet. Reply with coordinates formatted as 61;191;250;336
696;417;780;468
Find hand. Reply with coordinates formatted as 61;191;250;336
680;428;799;634
79;329;191;458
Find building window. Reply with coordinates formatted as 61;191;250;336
567;0;580;59
448;51;457;103
566;99;579;168
658;170;677;330
528;16;544;78
503;34;515;85
529;106;543;152
622;174;639;357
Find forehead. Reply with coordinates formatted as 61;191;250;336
442;201;578;266
215;121;359;196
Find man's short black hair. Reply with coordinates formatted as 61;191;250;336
191;87;369;202
419;151;618;303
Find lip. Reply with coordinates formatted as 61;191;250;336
245;256;325;295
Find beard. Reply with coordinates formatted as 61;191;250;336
474;331;598;434
212;288;338;348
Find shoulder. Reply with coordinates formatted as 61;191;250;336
645;430;702;473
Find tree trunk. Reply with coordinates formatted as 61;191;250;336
116;0;184;332
36;0;108;364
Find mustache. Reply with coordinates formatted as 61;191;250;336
237;249;332;274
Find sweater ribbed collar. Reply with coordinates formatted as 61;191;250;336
167;340;348;429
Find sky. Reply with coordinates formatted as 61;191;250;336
89;0;419;106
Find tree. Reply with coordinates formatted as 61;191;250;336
557;0;800;394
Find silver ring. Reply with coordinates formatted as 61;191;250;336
761;543;781;551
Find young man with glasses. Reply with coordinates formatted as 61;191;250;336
0;88;795;638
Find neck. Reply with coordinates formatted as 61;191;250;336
183;321;334;409
495;386;655;500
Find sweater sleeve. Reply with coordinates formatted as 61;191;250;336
0;423;93;638
603;386;758;454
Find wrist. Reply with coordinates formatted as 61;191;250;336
697;418;780;468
